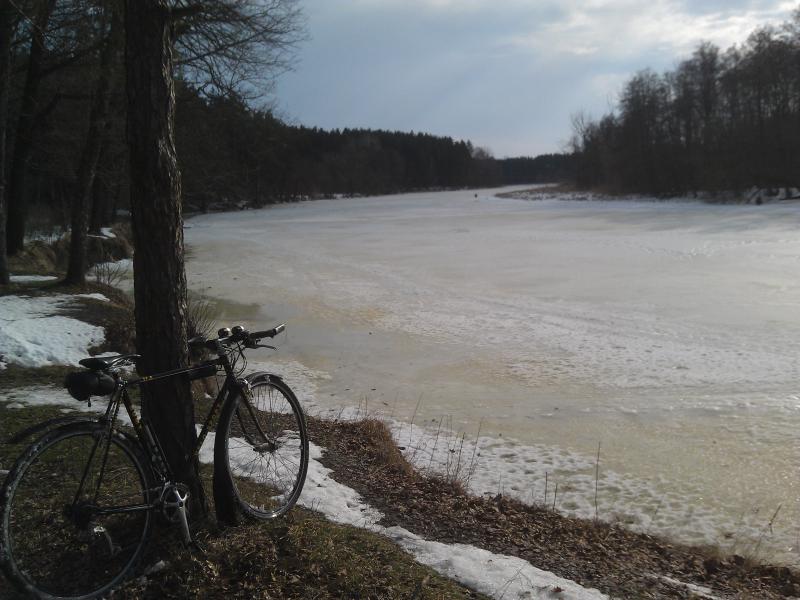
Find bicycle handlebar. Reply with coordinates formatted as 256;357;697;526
249;323;285;340
188;323;286;353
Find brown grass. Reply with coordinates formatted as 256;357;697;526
346;418;413;475
0;401;488;600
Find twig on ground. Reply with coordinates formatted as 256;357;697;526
594;441;601;522
428;415;444;472
466;418;483;486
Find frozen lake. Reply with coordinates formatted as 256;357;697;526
186;187;800;563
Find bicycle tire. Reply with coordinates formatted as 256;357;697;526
214;375;309;520
0;422;153;600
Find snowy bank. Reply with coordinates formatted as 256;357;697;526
0;294;106;370
1;383;608;600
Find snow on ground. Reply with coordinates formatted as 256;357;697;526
24;230;66;244
0;294;105;370
658;576;720;600
75;293;110;302
9;275;58;283
210;429;608;599
387;529;607;600
91;258;134;291
0;383;608;599
0;385;117;419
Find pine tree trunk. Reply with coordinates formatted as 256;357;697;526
6;0;55;256
65;5;122;285
124;0;206;516
0;1;13;284
89;151;107;234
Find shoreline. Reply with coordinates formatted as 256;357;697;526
1;373;797;598
500;184;800;205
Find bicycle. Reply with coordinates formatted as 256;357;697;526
0;323;309;600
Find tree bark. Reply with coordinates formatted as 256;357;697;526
0;1;14;284
65;3;122;285
124;0;206;515
6;0;55;256
88;155;107;235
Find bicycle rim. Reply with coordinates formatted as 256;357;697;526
0;424;151;599
221;379;309;519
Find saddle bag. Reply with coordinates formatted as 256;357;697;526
64;371;116;401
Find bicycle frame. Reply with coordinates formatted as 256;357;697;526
80;350;251;518
0;323;301;600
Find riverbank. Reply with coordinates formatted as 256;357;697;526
500;184;800;205
1;279;798;598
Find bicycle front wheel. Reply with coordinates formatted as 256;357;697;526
0;422;152;599
215;375;309;520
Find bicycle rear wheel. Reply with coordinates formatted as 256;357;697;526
0;422;152;599
215;375;309;520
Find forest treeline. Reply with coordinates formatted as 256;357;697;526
571;9;800;196
177;88;573;210
0;0;570;267
10;76;571;230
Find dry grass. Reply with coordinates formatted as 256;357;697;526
308;416;800;600
7;240;60;276
186;297;215;342
0;400;488;600
109;508;489;599
346;418;413;476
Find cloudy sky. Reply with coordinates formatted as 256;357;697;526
273;0;797;157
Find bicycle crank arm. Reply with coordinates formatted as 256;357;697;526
161;483;193;546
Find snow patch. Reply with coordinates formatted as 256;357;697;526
206;428;608;599
389;528;607;599
75;293;110;302
0;295;105;369
1;386;100;414
9;275;58;283
658;575;721;599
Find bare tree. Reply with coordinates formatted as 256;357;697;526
64;0;123;285
6;0;56;256
171;0;305;98
0;1;15;283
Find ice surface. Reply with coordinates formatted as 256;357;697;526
185;188;800;562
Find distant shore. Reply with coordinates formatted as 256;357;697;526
499;184;800;205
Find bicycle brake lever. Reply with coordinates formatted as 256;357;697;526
255;344;276;350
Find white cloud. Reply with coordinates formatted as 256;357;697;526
505;0;794;59
277;0;797;155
